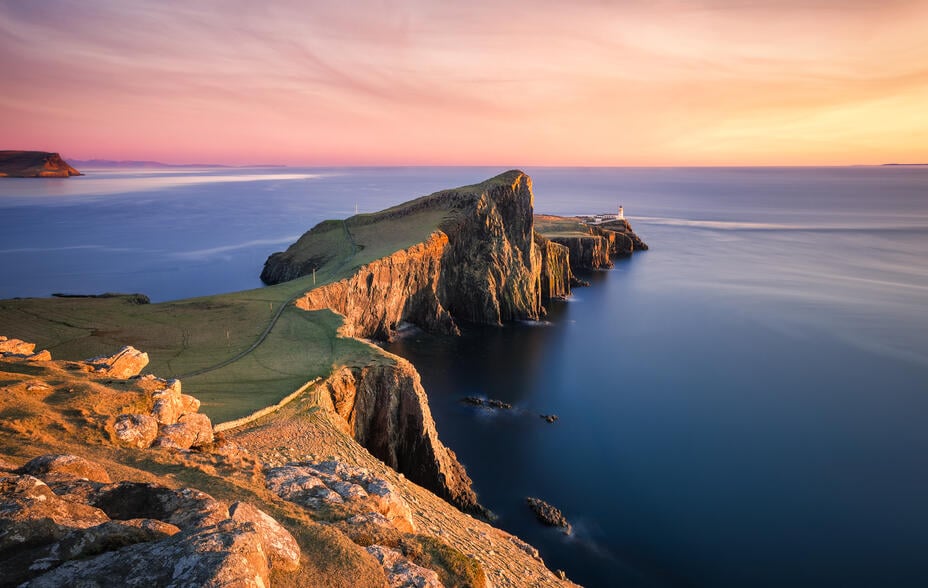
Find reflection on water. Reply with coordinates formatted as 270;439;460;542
2;166;928;587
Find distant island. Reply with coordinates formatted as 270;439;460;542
881;163;928;166
0;151;82;177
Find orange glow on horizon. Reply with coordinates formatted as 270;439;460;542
1;1;927;166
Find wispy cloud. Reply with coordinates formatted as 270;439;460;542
1;0;926;164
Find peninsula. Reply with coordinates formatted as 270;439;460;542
0;171;646;587
0;151;82;177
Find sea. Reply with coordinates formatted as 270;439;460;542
1;166;927;587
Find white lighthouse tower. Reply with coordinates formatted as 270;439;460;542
617;205;624;220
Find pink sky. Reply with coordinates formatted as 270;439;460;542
2;0;927;166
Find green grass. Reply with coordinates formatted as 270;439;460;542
534;214;593;237
0;170;519;423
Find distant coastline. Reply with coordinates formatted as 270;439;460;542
70;159;287;169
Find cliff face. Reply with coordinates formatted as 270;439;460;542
548;235;613;270
0;151;82;178
436;172;544;324
534;233;573;300
290;170;570;339
296;232;458;340
316;357;483;515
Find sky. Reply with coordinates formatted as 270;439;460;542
1;0;927;166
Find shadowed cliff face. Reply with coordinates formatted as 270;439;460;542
0;151;82;178
437;172;544;324
317;356;483;515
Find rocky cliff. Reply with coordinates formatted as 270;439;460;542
0;151;82;178
295;232;458;340
316;356;482;515
274;170;571;338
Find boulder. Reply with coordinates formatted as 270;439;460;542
366;545;444;588
86;346;149;378
0;475;110;552
27;349;52;361
18;454;112;484
113;413;159;449
267;460;415;532
229;501;301;572
0;336;36;356
26;519;271;588
154;412;214;449
54;518;180;561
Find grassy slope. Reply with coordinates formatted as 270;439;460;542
533;214;593;238
0;197;454;422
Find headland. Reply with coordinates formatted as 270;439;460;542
0;151;82;177
0;170;646;586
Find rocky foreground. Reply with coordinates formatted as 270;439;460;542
0;339;577;587
0;151;82;178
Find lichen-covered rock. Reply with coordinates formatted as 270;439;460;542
366;545;444;588
18;454;112;484
267;459;416;533
86;346;149;378
0;336;36;356
113;413;159;448
90;483;228;531
25;519;271;588
153;412;214;450
53;518;181;561
0;475;110;552
229;501;301;572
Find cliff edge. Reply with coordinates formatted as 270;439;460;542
0;151;82;177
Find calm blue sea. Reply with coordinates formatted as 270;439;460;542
2;166;927;587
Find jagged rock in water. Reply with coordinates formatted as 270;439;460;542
526;497;571;534
366;545;444;588
86;346;149;378
18;454;112;484
317;360;483;517
113;413;160;448
266;459;416;533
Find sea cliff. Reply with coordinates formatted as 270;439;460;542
0;151;82;177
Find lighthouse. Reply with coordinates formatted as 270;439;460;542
617;205;624;220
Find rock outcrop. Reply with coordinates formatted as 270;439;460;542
266;459;416;533
110;377;214;450
317;359;482;516
535;233;574;300
86;345;149;378
0;454;300;587
0;151;82;178
367;545;444;588
547;234;614;270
